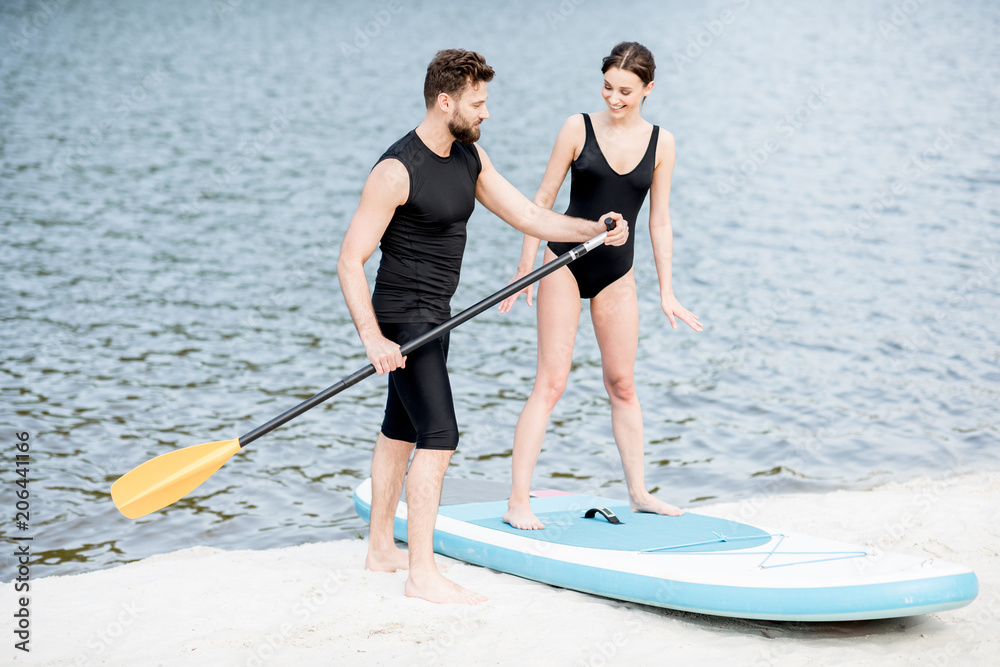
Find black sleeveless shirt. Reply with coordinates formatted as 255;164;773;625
371;130;482;323
548;114;659;298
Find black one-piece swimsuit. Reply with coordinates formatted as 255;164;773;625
548;113;659;299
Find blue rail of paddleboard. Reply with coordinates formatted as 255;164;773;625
352;490;980;621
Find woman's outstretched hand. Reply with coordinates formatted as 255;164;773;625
662;293;702;331
498;267;535;313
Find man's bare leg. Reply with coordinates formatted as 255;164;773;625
404;448;487;604
366;432;414;572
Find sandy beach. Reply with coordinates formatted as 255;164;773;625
8;471;997;666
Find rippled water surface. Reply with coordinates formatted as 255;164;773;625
2;0;999;579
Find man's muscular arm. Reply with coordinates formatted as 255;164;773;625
337;159;409;375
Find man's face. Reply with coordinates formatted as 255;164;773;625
448;81;489;144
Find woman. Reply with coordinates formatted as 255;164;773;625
500;42;702;530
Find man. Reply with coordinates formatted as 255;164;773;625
337;49;628;605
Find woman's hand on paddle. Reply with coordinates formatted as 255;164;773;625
365;334;405;375
498;266;534;312
662;293;702;332
601;212;629;246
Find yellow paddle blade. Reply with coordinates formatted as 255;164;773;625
111;439;242;519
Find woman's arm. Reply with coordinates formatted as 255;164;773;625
649;129;702;332
498;115;584;312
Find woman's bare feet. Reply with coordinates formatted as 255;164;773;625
503;502;545;530
630;491;684;516
365;544;410;572
405;569;487;605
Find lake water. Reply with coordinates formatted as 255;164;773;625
2;0;999;580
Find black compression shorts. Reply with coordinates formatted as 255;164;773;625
378;320;459;451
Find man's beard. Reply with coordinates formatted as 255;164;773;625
448;112;481;144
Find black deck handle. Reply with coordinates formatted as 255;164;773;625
584;507;623;525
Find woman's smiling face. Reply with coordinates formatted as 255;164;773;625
602;66;653;116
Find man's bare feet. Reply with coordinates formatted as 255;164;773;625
405;570;487;605
365;545;410;572
630;491;684;517
503;502;545;530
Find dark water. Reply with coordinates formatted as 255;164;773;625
2;0;998;580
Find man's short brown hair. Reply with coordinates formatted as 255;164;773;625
423;49;495;108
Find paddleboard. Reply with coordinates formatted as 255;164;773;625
353;478;978;621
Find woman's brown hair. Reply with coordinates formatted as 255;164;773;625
601;41;655;87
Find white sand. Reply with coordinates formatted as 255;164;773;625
9;471;999;666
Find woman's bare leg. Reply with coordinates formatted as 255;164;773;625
504;253;581;530
591;270;682;516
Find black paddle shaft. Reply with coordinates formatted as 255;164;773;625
238;218;616;447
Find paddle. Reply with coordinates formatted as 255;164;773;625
111;218;617;519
